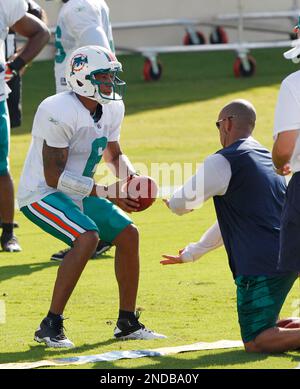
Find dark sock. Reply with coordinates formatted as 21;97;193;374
118;310;137;322
2;223;13;235
47;311;63;323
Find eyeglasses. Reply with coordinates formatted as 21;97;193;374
215;115;236;129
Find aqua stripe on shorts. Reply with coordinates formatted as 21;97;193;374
0;100;10;175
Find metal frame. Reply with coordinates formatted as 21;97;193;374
47;1;300;78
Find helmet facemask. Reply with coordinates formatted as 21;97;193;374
87;69;126;105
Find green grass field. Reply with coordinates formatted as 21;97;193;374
1;48;300;369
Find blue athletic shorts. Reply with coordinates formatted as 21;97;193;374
235;273;298;343
21;192;133;246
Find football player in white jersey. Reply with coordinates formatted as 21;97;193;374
52;0;115;260
0;0;49;252
18;45;166;348
55;0;114;93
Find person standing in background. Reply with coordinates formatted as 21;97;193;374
54;0;114;93
0;0;50;252
5;0;48;128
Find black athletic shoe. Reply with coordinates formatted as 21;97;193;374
50;240;112;261
34;316;74;348
1;233;21;252
114;318;167;340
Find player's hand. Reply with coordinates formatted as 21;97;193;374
106;180;140;213
110;197;140;213
160;249;186;265
274;163;291;176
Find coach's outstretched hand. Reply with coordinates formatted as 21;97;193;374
160;249;188;265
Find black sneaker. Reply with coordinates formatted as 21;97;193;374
1;233;21;252
34;316;74;348
114;318;167;340
92;240;112;258
50;240;112;261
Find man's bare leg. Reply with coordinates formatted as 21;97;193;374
0;173;21;252
50;230;99;314
112;223;166;340
245;326;300;353
0;174;14;223
34;230;98;348
113;224;139;312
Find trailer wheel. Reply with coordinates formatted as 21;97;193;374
183;31;206;45
210;26;228;44
143;59;162;81
233;56;256;78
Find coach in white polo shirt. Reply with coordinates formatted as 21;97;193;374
272;19;300;272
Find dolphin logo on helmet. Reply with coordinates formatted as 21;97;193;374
70;54;88;75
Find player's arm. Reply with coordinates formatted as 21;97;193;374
272;131;298;174
42;141;135;212
43;141;102;202
272;78;300;175
161;220;223;265
165;154;231;215
8;13;50;74
42;142;69;188
103;141;137;179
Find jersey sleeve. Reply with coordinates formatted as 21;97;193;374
274;77;300;137
168;153;232;215
32;105;74;148
6;0;28;27
108;101;124;142
181;221;223;262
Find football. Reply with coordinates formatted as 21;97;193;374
125;175;158;212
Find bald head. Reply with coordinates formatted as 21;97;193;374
216;99;257;148
221;99;256;134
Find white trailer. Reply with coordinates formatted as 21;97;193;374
110;0;300;80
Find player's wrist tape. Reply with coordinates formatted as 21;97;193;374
57;171;94;198
8;57;26;74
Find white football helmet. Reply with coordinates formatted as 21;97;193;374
66;45;126;104
284;16;300;63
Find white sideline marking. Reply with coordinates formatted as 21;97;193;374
0;340;243;369
0;301;5;324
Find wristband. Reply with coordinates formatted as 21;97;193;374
57;171;94;198
8;56;26;74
